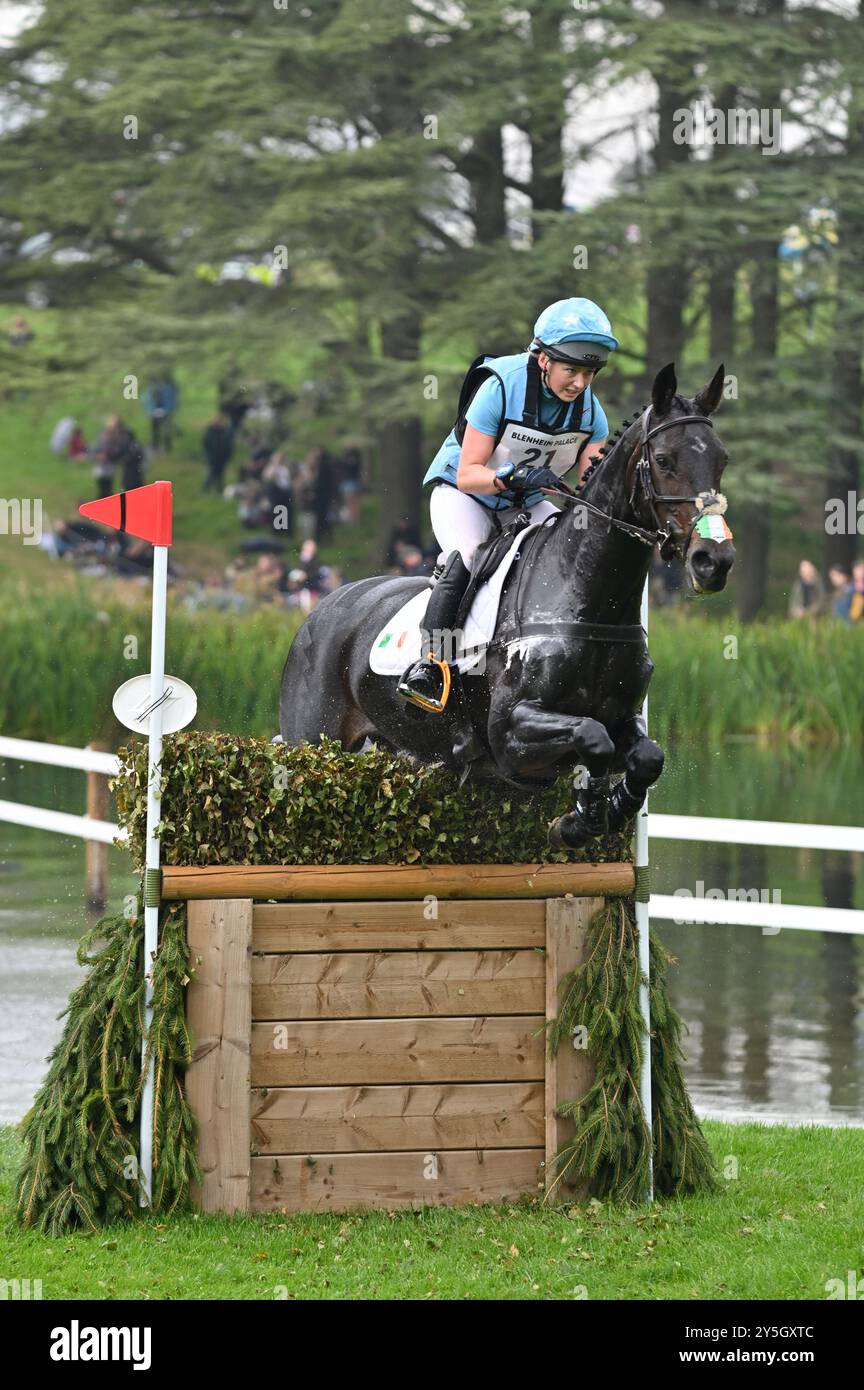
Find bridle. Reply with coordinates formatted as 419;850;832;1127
543;405;728;561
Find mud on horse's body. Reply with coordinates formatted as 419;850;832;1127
279;355;734;848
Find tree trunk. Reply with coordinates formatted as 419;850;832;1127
735;246;779;622
824;1;864;576
736;0;784;623
708;81;739;362
371;40;427;559
708;271;736;362
377;305;424;558
463;125;507;244
527;0;567;228
644;63;695;379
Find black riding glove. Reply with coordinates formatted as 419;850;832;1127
508;463;561;494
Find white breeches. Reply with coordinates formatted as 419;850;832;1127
429;484;560;569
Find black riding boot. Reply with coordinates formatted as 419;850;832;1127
397;550;471;712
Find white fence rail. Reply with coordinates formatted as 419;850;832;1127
650;812;864;855
650;894;862;935
0;736;861;931
0;737;119;777
0;736;125;847
0;798;125;844
0;736;125;904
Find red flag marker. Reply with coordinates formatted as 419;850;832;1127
79;478;174;1208
79;480;172;547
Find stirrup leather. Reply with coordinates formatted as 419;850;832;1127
399;652;452;713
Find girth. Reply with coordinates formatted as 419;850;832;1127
489;620;646;651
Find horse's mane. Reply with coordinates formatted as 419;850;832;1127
577;406;645;495
577;394;692;496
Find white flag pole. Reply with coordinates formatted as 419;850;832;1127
139;542;168;1208
636;575;653;1202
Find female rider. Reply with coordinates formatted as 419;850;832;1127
397;296;617;712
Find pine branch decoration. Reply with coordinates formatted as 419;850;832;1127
14;893;200;1233
546;896;718;1201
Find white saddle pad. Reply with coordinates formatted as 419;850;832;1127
369;522;543;676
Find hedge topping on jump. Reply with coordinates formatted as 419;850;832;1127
113;733;635;868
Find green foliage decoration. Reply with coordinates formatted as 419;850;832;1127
546;897;719;1201
15;897;200;1234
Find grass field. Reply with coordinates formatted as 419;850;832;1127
1;1122;861;1300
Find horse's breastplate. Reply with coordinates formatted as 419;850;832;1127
488;420;591;480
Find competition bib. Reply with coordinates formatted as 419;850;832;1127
488;421;591;481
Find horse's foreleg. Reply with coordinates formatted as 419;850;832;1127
606;714;664;832
496;700;615;849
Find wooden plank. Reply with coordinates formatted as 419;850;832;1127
250;1149;543;1213
251;1016;545;1086
544;896;600;1203
251;1082;545;1153
253;899;546;952
185;899;253;1214
250;949;544;1019
163;861;634;901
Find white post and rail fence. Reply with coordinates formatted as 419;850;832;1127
0;736;127;911
0;733;861;932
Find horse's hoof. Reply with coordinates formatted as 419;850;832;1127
548;812;589;850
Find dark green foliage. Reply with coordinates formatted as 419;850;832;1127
113;731;634;869
547;897;718;1201
15;898;200;1234
0;587;302;747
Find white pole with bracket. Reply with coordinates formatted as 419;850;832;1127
139;543;168;1208
636;576;653;1201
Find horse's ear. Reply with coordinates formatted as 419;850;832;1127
651;362;677;416
694;363;725;416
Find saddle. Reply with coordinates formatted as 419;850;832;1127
454;503;533;630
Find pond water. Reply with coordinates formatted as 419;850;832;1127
1;745;862;1126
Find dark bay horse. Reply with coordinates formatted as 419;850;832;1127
279;363;735;846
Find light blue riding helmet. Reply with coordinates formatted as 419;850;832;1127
531;297;619;368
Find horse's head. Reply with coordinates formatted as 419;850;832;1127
627;362;735;593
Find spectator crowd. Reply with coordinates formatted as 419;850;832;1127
41;376;864;625
789;558;864;623
43;368;392;609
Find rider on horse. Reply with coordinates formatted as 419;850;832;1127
397;297;617;713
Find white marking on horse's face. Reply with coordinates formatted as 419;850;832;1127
691;436;708;455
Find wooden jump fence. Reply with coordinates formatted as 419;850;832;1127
177;861;634;1216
